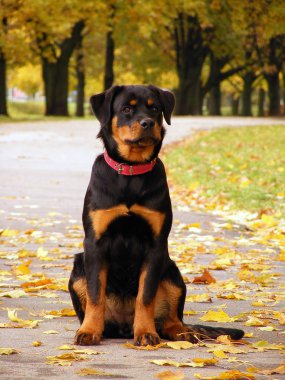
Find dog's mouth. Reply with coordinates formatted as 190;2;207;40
125;137;159;147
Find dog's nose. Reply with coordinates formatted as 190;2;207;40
140;118;154;130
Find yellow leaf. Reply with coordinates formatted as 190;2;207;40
0;348;20;355
151;359;217;368
46;353;84;366
258;326;275;331
14;262;31;275
156;370;185;380
186;294;212;303
37;247;48;258
43;330;59;334
73;349;103;355
251;340;285;351
7;309;40;328
207;344;246;354
32;341;42;347
216;335;232;345
260;364;285;375
76;368;112;376
151;360;180;367
277;250;285;261
0;229;19;237
124;342;165;350
245;317;265;327
200;309;234;323
261;214;278;227
165;341;193;350
0;289;27;298
194;370;256;379
48;308;76;317
278;313;285;325
192;358;218;366
57;344;75;350
212;350;228;359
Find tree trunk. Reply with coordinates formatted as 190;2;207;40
208;83;221;115
264;36;282;116
265;71;280;116
41;21;85;116
76;38;85;117
231;96;239;116
42;59;56;116
174;14;209;115
176;71;202;115
257;88;265;117
104;30;115;90
0;49;8;116
241;71;255;116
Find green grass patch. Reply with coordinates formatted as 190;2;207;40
163;125;285;217
0;101;92;122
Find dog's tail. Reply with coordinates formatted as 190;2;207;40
186;324;244;341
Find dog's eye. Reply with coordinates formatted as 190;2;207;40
122;106;132;114
152;106;158;112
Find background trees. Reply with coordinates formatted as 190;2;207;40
1;0;284;117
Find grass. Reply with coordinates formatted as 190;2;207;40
163;125;285;217
0;100;92;122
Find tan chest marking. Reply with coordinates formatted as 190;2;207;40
89;204;165;239
130;204;165;236
90;205;129;239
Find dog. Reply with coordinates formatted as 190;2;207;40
68;84;244;346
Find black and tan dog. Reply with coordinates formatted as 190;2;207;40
69;85;244;346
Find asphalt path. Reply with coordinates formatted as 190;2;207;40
0;116;285;380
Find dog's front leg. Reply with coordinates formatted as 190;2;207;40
74;238;107;345
134;252;164;346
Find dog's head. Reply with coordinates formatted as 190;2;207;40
90;85;175;164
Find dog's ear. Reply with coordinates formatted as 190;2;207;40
90;86;123;126
148;85;175;125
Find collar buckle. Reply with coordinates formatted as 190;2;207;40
116;164;124;174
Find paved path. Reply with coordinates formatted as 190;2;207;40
0;117;285;379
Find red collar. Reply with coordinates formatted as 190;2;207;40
104;150;157;176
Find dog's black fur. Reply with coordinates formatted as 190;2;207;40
69;85;244;346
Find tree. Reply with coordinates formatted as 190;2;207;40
21;0;91;116
0;14;8;115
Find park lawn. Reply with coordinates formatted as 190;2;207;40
163;125;285;218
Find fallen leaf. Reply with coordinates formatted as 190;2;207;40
7;309;40;328
32;341;42;347
46;352;84;366
259;364;285;375
245;317;266;327
251;340;285;351
76;368;112;376
165;341;193;350
156;370;185;380
0;348;20;355
216;335;233;345
194;369;256;379
0;289;27;298
186;294;212;303
200;309;234;323
43;330;59;334
124;342;165;350
192;269;216;284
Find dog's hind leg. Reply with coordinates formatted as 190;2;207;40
156;262;244;342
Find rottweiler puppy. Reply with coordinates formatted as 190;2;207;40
69;85;244;346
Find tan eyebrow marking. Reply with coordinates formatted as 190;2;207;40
130;99;137;106
147;99;154;106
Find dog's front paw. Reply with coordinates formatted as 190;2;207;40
134;332;160;346
74;330;102;345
